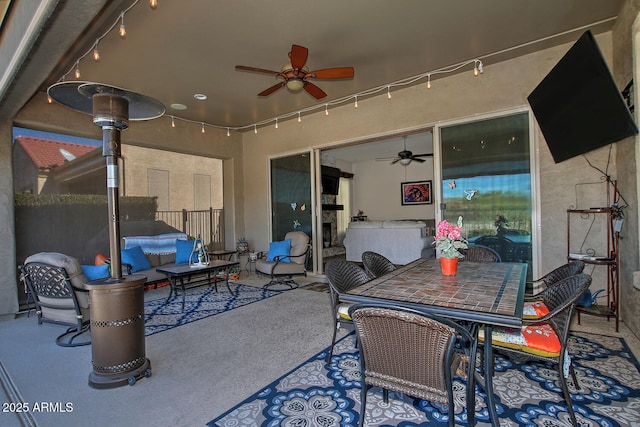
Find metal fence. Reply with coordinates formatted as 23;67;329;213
155;208;225;250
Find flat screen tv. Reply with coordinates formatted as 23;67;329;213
321;166;340;195
528;30;638;163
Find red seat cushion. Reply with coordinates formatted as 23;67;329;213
479;323;561;357
522;301;550;319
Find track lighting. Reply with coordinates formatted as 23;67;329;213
387;86;392;99
227;128;230;137
427;74;431;89
298;112;301;123
254;125;258;134
171;116;175;128
74;61;81;79
275;118;278;129
149;0;158;9
201;123;205;133
354;96;358;108
325;105;329;116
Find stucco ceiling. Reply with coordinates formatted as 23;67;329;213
39;0;624;141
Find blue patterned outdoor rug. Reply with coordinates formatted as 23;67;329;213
209;331;640;426
144;283;280;336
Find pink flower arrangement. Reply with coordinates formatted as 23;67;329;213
434;217;468;258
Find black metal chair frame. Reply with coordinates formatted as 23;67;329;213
349;304;478;427
19;262;90;347
361;251;397;279
325;260;371;363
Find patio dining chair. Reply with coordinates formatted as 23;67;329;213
522;260;586;319
459;244;501;262
325;260;371;363
349;304;477;427
526;260;586;298
361;251;396;279
20;252;91;347
479;273;592;427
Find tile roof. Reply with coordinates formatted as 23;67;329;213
15;136;99;169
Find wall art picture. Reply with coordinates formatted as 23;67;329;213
401;180;432;205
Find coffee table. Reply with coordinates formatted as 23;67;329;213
157;260;239;310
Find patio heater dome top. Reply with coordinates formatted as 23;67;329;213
47;81;165;124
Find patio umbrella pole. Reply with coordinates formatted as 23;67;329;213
47;82;165;389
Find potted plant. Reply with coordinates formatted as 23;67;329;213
434;216;467;275
236;238;249;254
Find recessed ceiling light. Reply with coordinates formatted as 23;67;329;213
170;103;187;110
194;93;207;100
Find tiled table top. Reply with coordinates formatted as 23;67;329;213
343;258;527;328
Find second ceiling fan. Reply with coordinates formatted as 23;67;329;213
235;44;354;99
378;136;433;165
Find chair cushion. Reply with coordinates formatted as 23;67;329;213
479;323;561;357
123;232;187;254
25;252;86;289
266;239;291;262
337;303;352;320
522;301;550;319
175;239;198;264
81;264;110;281
121;246;152;273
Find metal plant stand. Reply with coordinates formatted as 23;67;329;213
47;81;164;389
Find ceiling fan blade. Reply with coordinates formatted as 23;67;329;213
258;82;286;97
289;45;309;70
235;65;280;76
308;67;355;79
411;157;426;163
412;153;434;157
390;158;401;164
303;82;327;99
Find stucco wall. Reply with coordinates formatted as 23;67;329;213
121;145;223;210
241;33;622;282
613;0;640;336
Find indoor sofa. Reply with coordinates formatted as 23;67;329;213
343;220;435;265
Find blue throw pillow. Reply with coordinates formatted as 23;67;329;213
121;246;151;273
175;239;199;264
81;264;110;281
266;239;291;263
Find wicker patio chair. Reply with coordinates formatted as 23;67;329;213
525;260;585;299
361;251;397;279
459;244;501;262
20;252;91;347
349;304;477;427
325;260;371;363
480;273;591;427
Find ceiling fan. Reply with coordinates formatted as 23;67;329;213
235;44;354;99
377;136;433;165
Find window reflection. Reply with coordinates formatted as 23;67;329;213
440;113;533;278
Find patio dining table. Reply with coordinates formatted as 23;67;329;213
340;257;527;426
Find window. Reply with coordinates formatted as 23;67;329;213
439;112;534;278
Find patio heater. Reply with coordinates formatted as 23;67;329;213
47;81;165;389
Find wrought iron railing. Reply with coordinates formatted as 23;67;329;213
155;208;224;250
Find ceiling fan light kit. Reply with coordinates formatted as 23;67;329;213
236;44;355;99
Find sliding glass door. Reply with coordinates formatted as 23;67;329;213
439;111;535;278
270;152;313;242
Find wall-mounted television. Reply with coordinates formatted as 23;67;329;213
528;30;638;164
321;166;340;195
